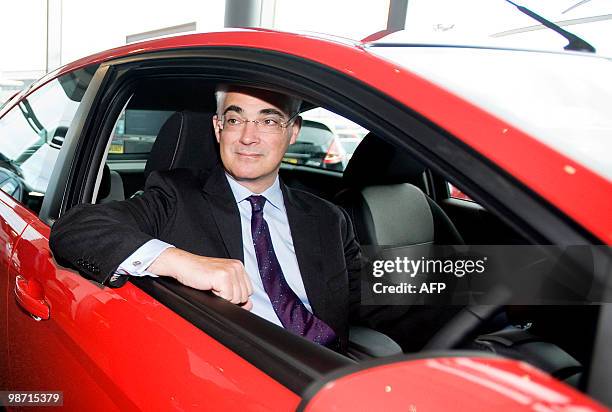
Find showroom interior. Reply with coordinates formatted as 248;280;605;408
1;0;611;106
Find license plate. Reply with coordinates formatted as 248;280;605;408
109;144;124;154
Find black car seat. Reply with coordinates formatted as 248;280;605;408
335;134;465;357
144;110;220;179
131;110;220;197
336;133;463;247
97;164;125;203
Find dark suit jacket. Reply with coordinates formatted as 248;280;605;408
49;166;363;352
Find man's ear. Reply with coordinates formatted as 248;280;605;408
289;116;302;145
212;114;221;143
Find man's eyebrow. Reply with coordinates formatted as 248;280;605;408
223;105;243;115
259;108;286;117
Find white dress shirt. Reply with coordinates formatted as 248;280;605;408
116;173;312;326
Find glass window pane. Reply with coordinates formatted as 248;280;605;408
0;179;18;195
0;65;98;214
110;109;173;155
448;183;473;202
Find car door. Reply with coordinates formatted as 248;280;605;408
0;190;33;392
1;62;302;411
0;64;125;408
0;71;82;394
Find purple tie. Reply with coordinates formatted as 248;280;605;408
247;195;337;347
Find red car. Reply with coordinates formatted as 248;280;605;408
0;28;610;411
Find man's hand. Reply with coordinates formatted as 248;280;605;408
148;248;254;310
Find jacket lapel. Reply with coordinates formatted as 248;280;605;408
281;183;327;319
201;167;244;261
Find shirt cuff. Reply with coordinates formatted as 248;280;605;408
116;239;175;278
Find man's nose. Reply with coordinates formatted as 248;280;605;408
238;121;259;144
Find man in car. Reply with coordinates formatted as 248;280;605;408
50;85;362;352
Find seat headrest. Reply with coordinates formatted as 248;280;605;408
98;164;111;199
343;133;426;187
144;110;220;179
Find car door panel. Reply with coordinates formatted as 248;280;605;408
0;191;34;392
8;220;126;410
279;166;344;201
7;216;300;410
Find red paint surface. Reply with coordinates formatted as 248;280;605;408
305;357;609;412
0;191;33;392
7;216;299;411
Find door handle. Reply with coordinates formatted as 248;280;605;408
15;275;50;320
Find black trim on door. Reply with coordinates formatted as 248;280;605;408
132;277;354;395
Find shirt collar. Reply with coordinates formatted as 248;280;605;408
225;173;284;211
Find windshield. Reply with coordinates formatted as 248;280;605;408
370;46;612;181
0;70;89;193
380;0;612;57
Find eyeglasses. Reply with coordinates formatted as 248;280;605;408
218;112;299;134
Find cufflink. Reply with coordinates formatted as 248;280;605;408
132;260;142;267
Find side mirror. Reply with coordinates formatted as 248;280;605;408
49;126;68;148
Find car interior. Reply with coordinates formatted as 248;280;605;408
85;74;601;394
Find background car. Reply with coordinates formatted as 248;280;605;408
0;29;610;411
283;119;347;171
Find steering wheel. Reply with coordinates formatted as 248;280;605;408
422;287;511;350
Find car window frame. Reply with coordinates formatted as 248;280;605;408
46;49;601;245
38;64;110;225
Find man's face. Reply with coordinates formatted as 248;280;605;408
213;89;301;192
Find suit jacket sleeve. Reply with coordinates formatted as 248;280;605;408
49;170;186;284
